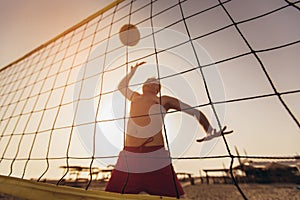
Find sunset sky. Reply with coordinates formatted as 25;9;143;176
0;0;113;68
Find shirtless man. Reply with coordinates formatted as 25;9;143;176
105;62;231;197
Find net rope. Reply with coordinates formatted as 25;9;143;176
0;0;300;199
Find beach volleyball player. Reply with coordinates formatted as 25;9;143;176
105;61;232;197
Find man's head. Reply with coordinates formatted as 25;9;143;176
142;77;161;95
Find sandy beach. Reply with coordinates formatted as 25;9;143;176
184;183;300;200
1;183;300;199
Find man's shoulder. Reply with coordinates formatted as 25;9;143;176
129;91;141;100
160;95;179;107
161;95;176;101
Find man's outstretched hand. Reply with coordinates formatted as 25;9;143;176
210;126;233;137
131;61;146;72
218;126;233;136
196;126;233;142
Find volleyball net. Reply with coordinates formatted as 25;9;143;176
0;0;299;199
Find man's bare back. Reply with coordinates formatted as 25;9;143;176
118;62;231;147
126;93;164;147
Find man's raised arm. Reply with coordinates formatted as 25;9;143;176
118;62;146;99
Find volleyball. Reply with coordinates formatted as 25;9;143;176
119;24;140;46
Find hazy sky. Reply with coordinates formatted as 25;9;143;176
0;0;299;180
0;0;113;68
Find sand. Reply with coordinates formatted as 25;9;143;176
1;183;300;199
0;193;24;200
184;184;300;200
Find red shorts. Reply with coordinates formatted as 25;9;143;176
105;145;184;197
